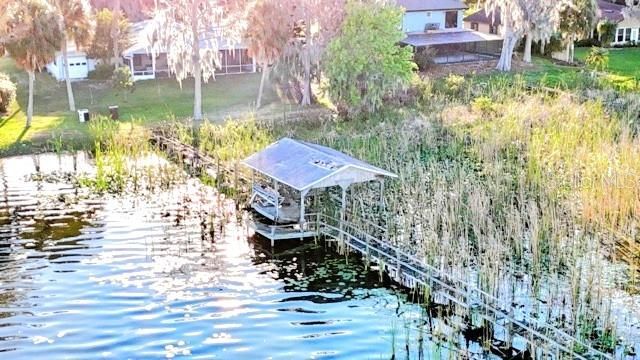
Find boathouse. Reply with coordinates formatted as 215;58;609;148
243;138;397;244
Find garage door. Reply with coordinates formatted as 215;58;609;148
65;56;89;79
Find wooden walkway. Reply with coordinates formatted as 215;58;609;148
314;214;613;360
152;133;615;360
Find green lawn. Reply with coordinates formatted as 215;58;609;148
0;57;283;155
575;47;640;90
575;46;640;78
473;56;584;89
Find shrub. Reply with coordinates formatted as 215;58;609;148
471;96;496;116
444;74;466;96
88;63;115;80
575;38;601;48
414;47;437;71
585;47;609;72
408;75;434;105
324;1;416;117
112;66;134;96
597;21;617;48
0;73;16;113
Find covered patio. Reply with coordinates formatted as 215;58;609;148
402;30;503;64
243;138;397;245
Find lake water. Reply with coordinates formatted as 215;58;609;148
0;153;478;359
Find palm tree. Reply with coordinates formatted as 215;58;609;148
585;46;609;74
4;0;63;128
0;3;29;47
51;0;92;112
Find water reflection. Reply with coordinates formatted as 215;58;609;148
0;153;469;359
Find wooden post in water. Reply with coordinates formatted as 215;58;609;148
299;189;308;239
274;180;279;221
339;185;347;245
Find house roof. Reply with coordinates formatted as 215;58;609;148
401;30;502;47
464;1;626;25
122;20;247;57
243;138;397;192
396;0;467;12
464;9;501;26
597;0;625;23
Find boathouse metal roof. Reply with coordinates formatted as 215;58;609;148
243;138;397;191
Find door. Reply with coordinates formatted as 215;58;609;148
65;56;89;79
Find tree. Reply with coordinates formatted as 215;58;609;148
87;8;131;64
521;1;565;63
51;0;92;112
585;46;609;73
111;0;121;68
0;3;30;47
245;0;292;108
151;0;245;121
288;0;346;106
112;66;134;99
4;0;63;128
324;1;415;116
558;0;598;63
485;0;527;71
0;73;16;113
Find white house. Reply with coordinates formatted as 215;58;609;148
400;0;466;33
122;20;257;82
601;0;640;45
464;1;640;46
396;0;503;64
45;43;97;81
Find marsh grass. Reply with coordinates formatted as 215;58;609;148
156;76;639;354
75;115;186;194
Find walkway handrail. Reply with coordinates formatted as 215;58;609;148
316;213;613;360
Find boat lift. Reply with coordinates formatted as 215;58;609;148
242;137;397;244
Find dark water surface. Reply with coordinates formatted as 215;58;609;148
0;154;464;359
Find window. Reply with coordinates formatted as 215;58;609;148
471;22;479;31
489;25;497;34
617;28;624;42
625;28;632;41
445;11;458;29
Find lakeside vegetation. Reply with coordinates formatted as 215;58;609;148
143;66;639;354
0;57;282;155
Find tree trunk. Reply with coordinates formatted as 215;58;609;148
523;33;532;63
301;19;312;106
497;27;518;71
566;40;575;63
62;36;76;112
191;0;202;121
540;40;546;55
27;71;34;128
256;63;269;109
112;0;121;68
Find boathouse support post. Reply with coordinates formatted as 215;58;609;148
299;189;309;227
339;184;348;244
379;179;385;210
273;179;279;221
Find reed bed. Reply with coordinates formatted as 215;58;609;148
156;77;639;355
79;116;186;194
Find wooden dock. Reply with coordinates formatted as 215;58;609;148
152;133;615;360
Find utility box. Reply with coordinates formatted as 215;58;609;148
77;109;90;123
109;105;119;120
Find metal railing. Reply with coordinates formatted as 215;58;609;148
314;213;613;360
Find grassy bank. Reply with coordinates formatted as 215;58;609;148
0;57;282;155
575;46;640;79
